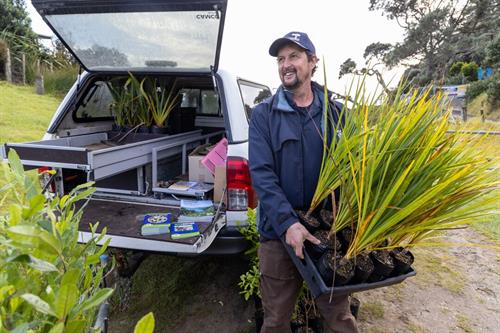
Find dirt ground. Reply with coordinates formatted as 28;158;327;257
356;227;499;333
108;227;499;333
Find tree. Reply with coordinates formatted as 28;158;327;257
461;62;479;81
364;0;499;85
338;58;393;97
0;0;39;54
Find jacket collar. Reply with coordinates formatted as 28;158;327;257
272;81;332;113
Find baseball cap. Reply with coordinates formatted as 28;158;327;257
269;31;316;57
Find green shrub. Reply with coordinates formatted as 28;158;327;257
43;65;79;97
0;150;113;332
445;74;463;85
449;62;464;76
466;79;489;100
486;72;500;108
461;62;479;82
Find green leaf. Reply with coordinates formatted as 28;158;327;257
54;284;79;319
62;269;81;286
21;293;56;317
10;323;32;333
77;288;113;313
22;194;46;219
7;150;24;180
48;322;65;333
65;320;86;333
7;225;40;248
134;312;155;333
85;240;111;265
8;204;22;226
6;254;31;264
28;255;59;272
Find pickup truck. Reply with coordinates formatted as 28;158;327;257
1;0;271;256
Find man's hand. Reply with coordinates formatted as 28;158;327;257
285;222;320;259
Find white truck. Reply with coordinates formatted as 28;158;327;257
2;0;271;256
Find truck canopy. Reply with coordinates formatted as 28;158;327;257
32;0;227;74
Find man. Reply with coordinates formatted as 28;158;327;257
248;31;359;333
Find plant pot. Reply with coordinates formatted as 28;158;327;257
390;247;414;276
368;250;394;282
296;210;321;233
339;227;354;252
150;125;169;134
121;125;133;133
351;252;374;284
306;230;342;260
317;250;354;287
111;123;122;132
318;209;333;229
137;125;151;133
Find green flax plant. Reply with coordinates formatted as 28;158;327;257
310;70;499;260
127;73;152;127
108;73;151;127
141;79;180;128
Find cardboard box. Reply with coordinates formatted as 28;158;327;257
213;165;226;204
189;144;214;183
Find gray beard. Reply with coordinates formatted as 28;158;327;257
282;77;301;90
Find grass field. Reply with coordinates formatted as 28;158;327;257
0;81;61;144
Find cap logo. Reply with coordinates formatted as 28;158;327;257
290;33;301;41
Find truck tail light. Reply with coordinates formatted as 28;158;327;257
226;157;256;210
37;167;55;193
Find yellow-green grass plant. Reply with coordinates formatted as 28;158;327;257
141;79;179;128
310;72;499;260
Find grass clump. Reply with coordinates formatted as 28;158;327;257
43;66;79;97
358;300;385;321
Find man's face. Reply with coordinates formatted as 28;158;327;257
276;43;316;91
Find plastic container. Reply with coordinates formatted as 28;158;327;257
281;238;416;298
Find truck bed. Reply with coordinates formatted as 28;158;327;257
79;199;215;245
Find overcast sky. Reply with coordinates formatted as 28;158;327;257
27;0;406;94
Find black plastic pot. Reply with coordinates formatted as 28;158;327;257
137;125;151;133
296;210;321;233
150;125;169;134
317;251;354;287
111;123;122;132
368;250;395;282
306;230;342;261
390;248;414;276
339;227;354;252
351;252;374;284
317;209;334;230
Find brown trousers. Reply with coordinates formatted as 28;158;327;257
258;240;359;333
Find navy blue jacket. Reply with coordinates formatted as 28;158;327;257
249;82;342;240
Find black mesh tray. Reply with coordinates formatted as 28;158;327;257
281;238;416;298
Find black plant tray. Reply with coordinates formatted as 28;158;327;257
281;238;416;298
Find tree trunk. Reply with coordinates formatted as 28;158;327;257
5;47;12;83
21;53;26;85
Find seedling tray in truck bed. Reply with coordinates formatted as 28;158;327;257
1;130;203;181
281;238;416;298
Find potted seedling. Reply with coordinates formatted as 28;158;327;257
127;73;152;132
142;79;180;134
